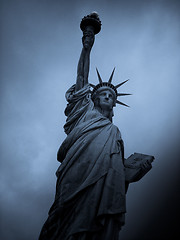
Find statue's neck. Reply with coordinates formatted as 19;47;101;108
95;106;113;122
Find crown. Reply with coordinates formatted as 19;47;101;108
91;68;131;107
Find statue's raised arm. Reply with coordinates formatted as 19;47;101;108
75;12;101;91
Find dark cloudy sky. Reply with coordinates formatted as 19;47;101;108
1;0;180;239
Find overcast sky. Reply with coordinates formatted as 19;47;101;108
1;0;180;239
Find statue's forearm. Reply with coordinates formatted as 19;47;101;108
83;49;90;86
75;49;85;91
75;47;91;91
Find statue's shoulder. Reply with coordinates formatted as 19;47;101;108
65;84;91;103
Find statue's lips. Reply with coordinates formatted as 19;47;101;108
101;100;111;105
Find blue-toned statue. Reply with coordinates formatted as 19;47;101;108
39;12;154;240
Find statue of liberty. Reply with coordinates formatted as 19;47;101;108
39;12;154;240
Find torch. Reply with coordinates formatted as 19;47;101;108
80;12;102;35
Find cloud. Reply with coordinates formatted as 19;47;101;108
1;0;179;239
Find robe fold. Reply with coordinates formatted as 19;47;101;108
39;84;126;240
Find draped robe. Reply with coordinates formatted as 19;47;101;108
39;84;127;240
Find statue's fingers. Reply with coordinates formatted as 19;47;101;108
147;159;153;166
141;162;152;170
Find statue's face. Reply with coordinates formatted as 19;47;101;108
97;89;115;110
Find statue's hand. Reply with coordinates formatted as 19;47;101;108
140;159;152;172
82;35;94;50
125;159;152;183
82;26;95;50
124;153;154;183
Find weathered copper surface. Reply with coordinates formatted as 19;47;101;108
39;12;154;240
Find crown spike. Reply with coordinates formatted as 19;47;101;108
116;100;129;107
108;67;115;83
115;79;129;89
117;93;132;96
96;68;103;83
